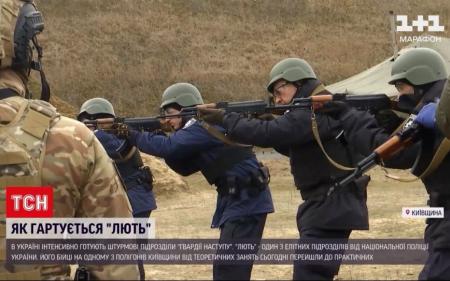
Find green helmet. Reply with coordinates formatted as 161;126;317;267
267;58;317;93
389;48;449;86
160;82;204;109
78;98;115;118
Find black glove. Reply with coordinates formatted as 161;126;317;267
197;107;225;126
320;101;351;119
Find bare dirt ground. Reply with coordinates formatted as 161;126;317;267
145;151;427;280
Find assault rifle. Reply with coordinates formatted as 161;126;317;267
82;93;395;135
83;116;163;134
335;115;421;188
165;93;394;118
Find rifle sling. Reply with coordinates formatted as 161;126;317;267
312;99;450;180
381;121;450;182
199;120;251;148
309;84;356;171
382;135;450;179
114;146;138;164
311;113;356;171
377;117;418;181
418;137;450;179
381;165;418;182
295;84;355;171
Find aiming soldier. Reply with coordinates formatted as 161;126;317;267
199;58;370;280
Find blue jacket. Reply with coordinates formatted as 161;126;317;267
95;130;157;215
127;119;274;228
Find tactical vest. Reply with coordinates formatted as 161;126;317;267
200;146;254;185
0;0;20;69
0;96;59;280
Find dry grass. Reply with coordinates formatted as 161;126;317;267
141;153;190;197
146;157;428;280
35;0;450;116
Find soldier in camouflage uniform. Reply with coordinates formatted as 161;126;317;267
0;0;139;280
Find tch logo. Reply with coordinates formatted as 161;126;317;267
396;15;445;32
5;187;53;218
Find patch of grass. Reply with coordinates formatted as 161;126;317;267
36;0;450;116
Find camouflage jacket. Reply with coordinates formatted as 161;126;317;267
437;80;450;138
0;70;139;280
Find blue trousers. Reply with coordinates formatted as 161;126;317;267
213;214;267;281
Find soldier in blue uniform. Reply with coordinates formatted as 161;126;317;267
78;98;157;280
78;98;157;218
122;83;274;281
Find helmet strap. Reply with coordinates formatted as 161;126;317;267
38;66;50;102
30;36;50;102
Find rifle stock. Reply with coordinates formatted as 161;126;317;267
336;115;421;188
293;93;393;114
